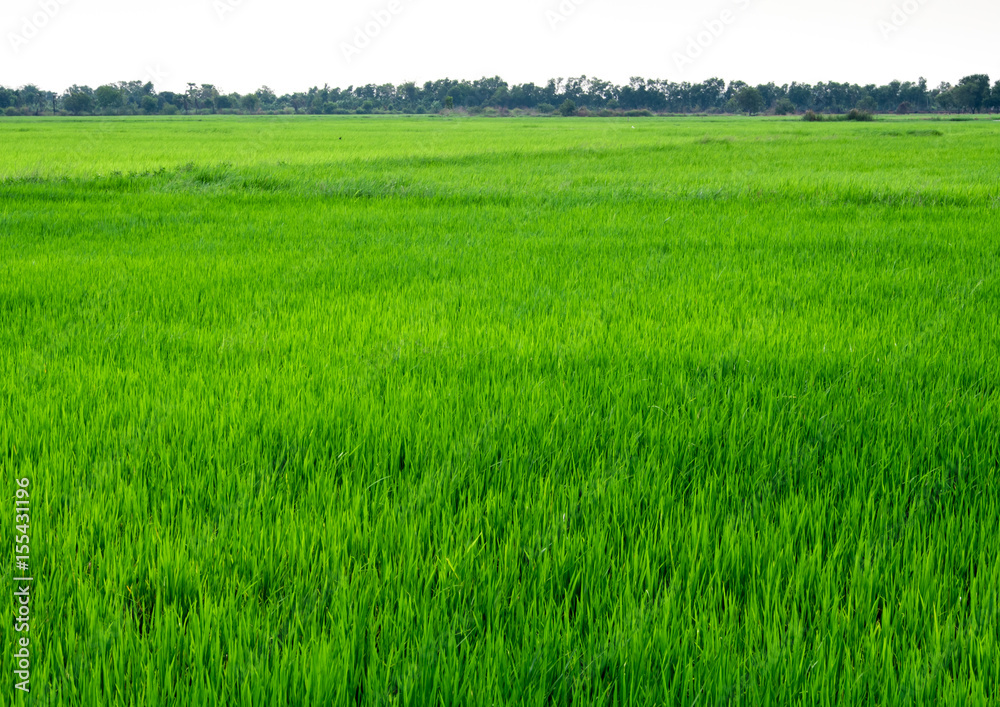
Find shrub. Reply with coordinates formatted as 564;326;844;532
161;103;178;115
805;109;873;122
559;99;577;117
896;101;913;115
536;103;555;115
624;109;653;117
846;108;874;121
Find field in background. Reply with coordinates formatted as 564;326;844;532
2;116;999;705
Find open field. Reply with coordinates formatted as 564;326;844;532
2;115;999;705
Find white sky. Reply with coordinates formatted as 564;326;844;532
3;0;998;94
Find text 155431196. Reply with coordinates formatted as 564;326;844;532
14;476;32;693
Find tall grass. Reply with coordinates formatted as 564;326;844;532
1;116;999;705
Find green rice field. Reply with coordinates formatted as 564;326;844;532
2;115;999;705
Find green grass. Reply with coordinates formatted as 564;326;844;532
2;115;999;706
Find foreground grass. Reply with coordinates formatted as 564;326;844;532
2;116;999;705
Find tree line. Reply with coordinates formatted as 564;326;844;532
1;74;997;117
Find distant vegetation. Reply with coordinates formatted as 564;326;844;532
1;74;998;117
803;108;876;122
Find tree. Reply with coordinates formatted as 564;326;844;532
953;74;991;113
788;82;812;111
63;90;94;115
4;72;997;118
199;84;219;112
774;97;796;115
856;96;877;112
112;80;151;111
42;91;57;114
935;87;956;112
399;82;418;104
241;93;260;113
899;77;928;111
726;80;749;101
735;86;765;115
95;84;123;112
255;86;276;108
19;84;42;114
489;86;509;108
185;83;199;111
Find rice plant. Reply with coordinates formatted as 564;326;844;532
1;115;999;705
